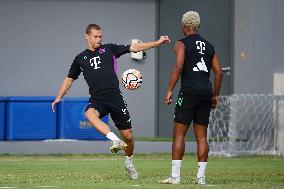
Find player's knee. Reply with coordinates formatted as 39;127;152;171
84;110;90;118
173;132;185;141
124;133;133;142
196;136;208;144
84;110;92;119
84;108;99;119
121;130;133;143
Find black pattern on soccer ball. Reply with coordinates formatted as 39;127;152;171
122;69;142;90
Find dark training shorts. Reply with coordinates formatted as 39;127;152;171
174;91;212;126
85;90;132;130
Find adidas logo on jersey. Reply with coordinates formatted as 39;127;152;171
193;57;208;72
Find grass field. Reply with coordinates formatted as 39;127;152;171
0;154;283;189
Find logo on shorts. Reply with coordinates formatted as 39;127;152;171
122;108;127;115
177;97;183;106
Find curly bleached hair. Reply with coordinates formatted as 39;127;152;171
182;11;200;31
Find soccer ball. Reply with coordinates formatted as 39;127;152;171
121;69;142;90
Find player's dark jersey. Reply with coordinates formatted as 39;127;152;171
67;44;130;98
179;34;215;95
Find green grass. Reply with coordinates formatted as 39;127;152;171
0;154;283;189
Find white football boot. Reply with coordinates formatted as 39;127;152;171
160;176;180;184
110;141;128;153
197;176;206;185
125;164;138;179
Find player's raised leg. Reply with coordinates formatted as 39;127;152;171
84;107;127;153
193;124;208;185
85;108;111;135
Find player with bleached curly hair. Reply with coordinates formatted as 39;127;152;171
160;11;223;185
182;11;201;31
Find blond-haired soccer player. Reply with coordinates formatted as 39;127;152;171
52;24;170;180
160;11;222;185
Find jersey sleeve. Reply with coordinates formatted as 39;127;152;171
110;44;130;58
67;56;82;80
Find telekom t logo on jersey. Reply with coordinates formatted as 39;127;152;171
193;41;208;72
196;41;205;54
90;56;101;69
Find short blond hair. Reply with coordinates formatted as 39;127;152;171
86;24;101;34
182;11;200;31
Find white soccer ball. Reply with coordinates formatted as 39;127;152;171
121;69;143;90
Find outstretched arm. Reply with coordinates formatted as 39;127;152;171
51;77;74;112
164;41;185;105
130;36;170;52
211;52;223;108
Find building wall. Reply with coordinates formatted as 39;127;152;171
0;0;157;137
233;0;284;94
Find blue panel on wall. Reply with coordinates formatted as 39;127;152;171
57;98;108;140
6;96;56;140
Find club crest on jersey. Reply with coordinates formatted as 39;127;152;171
90;56;101;69
99;48;106;54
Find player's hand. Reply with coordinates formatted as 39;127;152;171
211;96;218;109
158;36;171;45
164;90;173;105
51;98;61;112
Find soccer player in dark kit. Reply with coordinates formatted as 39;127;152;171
160;11;222;185
52;24;170;179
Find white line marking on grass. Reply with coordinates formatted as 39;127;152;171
0;187;17;189
205;184;215;187
34;186;59;188
131;185;140;187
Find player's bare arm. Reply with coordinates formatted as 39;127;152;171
51;77;74;112
211;52;223;108
164;41;185;105
130;36;170;52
